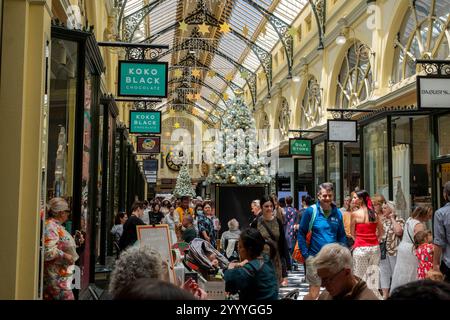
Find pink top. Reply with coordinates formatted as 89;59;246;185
415;243;433;279
353;223;379;248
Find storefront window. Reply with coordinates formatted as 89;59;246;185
363;119;389;200
315;142;325;191
328;142;340;206
343;142;360;197
392;116;431;220
80;67;92;288
47;39;78;230
438;114;450;157
95;105;104;261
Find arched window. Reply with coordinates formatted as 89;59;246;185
261;111;270;143
278;98;290;139
393;0;450;83
300;76;322;129
336;41;373;109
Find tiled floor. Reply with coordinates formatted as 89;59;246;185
279;264;312;300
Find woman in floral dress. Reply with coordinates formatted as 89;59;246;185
43;198;80;300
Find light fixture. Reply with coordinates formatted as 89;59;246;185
133;29;144;40
336;32;347;45
292;76;301;82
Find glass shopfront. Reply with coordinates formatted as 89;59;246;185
343;142;361;197
314;142;325;191
438;114;450;157
363;118;389;200
328;142;341;205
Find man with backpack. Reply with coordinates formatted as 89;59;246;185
297;182;347;300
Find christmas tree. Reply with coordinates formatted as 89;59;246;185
173;164;196;198
207;92;272;185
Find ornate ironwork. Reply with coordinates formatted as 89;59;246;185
241;0;294;76
301;76;323;129
309;0;326;50
124;46;164;60
416;60;450;76
133;101;159;110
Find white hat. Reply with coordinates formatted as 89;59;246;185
196;196;203;201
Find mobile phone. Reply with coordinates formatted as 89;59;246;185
184;272;198;283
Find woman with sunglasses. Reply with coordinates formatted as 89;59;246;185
43;197;79;300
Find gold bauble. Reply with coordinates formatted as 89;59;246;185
230;176;237;183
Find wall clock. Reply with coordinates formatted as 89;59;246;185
166;152;181;171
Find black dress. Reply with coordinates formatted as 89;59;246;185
119;215;145;251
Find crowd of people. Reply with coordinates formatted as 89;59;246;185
42;180;450;300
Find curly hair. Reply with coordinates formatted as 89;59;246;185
109;245;163;297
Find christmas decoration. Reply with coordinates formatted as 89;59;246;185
198;23;210;36
179;21;188;32
207;91;272;185
173;164;196;198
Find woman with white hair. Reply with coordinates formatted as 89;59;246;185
315;243;380;300
379;201;405;299
109;245;164;298
220;219;241;261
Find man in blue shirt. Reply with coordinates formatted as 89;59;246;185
297;182;347;300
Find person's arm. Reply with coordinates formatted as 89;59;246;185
433;210;445;271
336;212;347;245
376;218;384;243
224;266;251;294
297;208;312;259
413;222;425;235
350;212;356;239
392;217;404;237
44;225;65;262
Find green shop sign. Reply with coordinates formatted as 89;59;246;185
129;111;161;134
289;139;312;156
118;61;168;98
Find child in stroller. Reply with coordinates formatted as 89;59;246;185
184;238;229;279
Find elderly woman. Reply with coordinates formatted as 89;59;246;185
379;201;404;299
220;219;241;261
109;245;164;298
43;197;80;300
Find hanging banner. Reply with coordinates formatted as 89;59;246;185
289;139;312;156
118;61;168;98
327;120;358;142
129;110;161;134
137;136;161;154
417;76;450;109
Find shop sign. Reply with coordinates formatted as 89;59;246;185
289;139;312;156
137;136;160;154
327;120;358;142
417;77;450;109
118;61;168;98
130;111;161;134
144;159;158;175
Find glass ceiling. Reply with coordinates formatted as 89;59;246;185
119;0;309;125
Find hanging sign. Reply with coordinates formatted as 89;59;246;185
129;110;161;134
289;139;312;156
118;61;168;98
137;136;161;154
417;76;450;109
327;120;358;142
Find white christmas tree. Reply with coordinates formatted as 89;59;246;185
207;92;272;185
173;164;196;198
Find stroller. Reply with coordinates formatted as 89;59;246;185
184;238;229;279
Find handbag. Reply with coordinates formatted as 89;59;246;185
379;241;387;260
292;204;317;264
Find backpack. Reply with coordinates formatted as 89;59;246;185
292;204;317;263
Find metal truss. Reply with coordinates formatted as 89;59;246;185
169;77;231;107
241;0;294;77
309;0;326;50
133;101;160;110
155;29;257;106
170;53;243;92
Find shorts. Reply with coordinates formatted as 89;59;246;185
305;256;321;287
